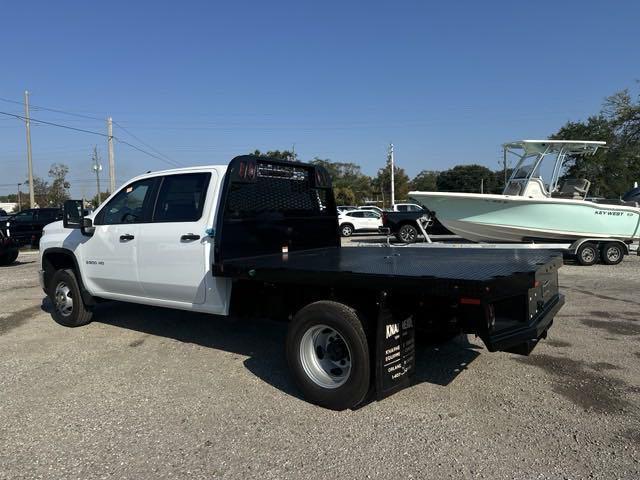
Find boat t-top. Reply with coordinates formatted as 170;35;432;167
409;140;640;265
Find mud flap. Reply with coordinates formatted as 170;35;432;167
375;294;416;400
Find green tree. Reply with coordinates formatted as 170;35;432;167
310;158;373;204
251;149;296;161
410;170;438;191
333;186;356;205
24;176;50;207
372;164;410;208
91;191;111;207
549;87;640;197
47;163;71;207
436;164;498;193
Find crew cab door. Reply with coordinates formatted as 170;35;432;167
81;178;157;297
136;171;219;306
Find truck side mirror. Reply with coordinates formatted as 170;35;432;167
82;217;95;235
63;200;94;236
63;200;83;229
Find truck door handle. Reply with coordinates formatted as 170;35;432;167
120;234;135;241
181;233;200;241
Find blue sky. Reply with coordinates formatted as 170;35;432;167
0;0;638;197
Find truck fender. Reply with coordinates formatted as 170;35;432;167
41;248;96;306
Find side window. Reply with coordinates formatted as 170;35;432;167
13;211;34;222
153;173;211;222
396;205;407;212
37;210;59;221
347;211;363;218
96;178;155;225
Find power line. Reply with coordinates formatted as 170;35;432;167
0;110;109;137
0;110;182;168
0;96;104;121
112;119;178;165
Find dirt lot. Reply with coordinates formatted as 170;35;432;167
1;246;639;479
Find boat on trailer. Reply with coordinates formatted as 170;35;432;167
408;140;640;265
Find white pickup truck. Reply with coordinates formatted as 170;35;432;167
39;155;564;409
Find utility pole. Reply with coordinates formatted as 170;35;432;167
388;143;395;209
480;178;484;194
92;146;103;205
24;90;35;208
17;183;22;212
107;117;115;193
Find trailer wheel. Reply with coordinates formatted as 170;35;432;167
48;269;93;327
396;224;418;243
576;242;599;266
601;242;624;265
339;223;354;237
286;301;370;410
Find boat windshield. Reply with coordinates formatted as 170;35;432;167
512;156;542;180
502;140;604;199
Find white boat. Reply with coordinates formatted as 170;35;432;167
409;140;640;243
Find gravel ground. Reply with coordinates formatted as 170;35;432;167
0;245;639;479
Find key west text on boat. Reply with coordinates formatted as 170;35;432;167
409;140;640;243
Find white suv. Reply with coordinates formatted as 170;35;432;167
338;209;382;237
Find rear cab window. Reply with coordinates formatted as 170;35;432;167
153;173;211;222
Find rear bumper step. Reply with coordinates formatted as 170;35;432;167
483;294;565;355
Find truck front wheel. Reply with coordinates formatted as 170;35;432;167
49;269;93;327
286;301;370;410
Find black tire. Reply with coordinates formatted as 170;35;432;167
286;301;370;410
48;268;93;327
0;251;18;266
340;223;354;237
576;242;599;266
601;242;624;265
396;223;418;243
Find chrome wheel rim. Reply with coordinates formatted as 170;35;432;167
54;281;73;317
342;225;352;236
300;324;351;389
581;247;596;263
400;227;416;242
606;247;621;262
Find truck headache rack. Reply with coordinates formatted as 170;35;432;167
215;155;339;263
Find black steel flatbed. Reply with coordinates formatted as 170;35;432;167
218;246;563;299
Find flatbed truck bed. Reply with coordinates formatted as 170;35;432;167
219;246;560;293
45;155;565;410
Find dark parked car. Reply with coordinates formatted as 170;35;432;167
5;208;62;247
381;207;452;242
0;228;19;265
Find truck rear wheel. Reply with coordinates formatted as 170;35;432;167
49;269;93;327
286;301;370;410
601;242;624;265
